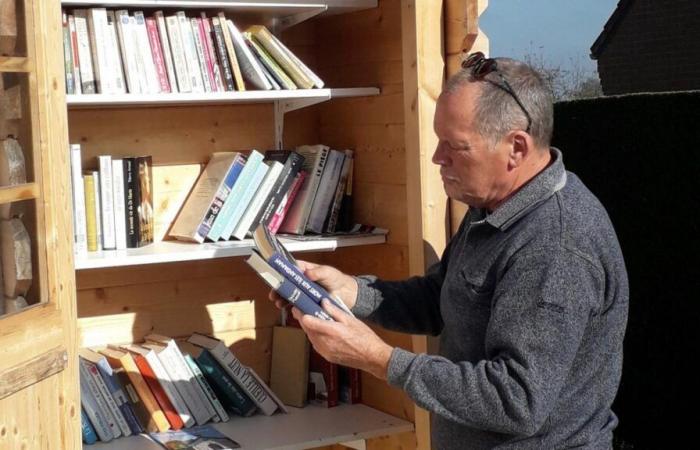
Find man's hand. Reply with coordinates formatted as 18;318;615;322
268;260;358;311
292;300;393;381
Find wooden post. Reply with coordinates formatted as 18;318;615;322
0;0;17;56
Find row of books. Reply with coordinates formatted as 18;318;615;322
61;8;324;96
170;145;354;243
69;144;154;253
79;333;286;445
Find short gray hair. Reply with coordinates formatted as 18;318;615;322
445;57;554;149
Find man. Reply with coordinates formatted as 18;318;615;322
272;54;629;449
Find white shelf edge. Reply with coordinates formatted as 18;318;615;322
59;1;377;15
74;233;387;270
66;87;380;109
86;403;413;450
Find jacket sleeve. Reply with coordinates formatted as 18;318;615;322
384;248;600;436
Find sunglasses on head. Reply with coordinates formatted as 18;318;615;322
461;52;533;133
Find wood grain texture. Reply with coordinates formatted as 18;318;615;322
0;347;66;400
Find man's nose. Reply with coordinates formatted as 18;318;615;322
432;145;447;166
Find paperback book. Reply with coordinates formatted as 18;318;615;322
149;425;240;450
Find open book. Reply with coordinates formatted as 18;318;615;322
246;224;354;320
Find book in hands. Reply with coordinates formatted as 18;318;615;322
248;224;354;317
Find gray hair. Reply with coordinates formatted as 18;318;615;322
445;57;554;149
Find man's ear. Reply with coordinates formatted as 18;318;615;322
508;130;531;169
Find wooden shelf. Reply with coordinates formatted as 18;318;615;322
0;56;31;73
65;87;380;109
59;1;378;18
74;232;387;269
0;183;40;204
86;403;413;450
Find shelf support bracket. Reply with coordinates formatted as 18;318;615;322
273;94;330;149
339;439;367;450
270;7;328;34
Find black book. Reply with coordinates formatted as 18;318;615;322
123;157;140;248
248;150;305;233
136;156;154;247
211;17;235;91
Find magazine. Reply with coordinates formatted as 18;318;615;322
149;425;240;450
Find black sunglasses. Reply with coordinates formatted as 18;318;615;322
461;52;533;133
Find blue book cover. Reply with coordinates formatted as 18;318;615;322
197;154;246;240
207;151;263;241
81;408;98;444
93;358;143;434
220;161;269;241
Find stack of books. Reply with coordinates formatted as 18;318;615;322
69;144;154;253
78;333;286;445
61;8;324;96
169;145;354;243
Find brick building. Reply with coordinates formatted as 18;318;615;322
590;0;700;95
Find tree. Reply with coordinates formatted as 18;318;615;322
523;52;603;102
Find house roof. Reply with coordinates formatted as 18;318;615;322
590;0;635;59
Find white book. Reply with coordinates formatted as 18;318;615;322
190;18;212;93
79;358;122;438
165;15;190;93
67;15;83;95
91;170;102;250
280;144;330;234
78;361;113;442
221;161;268;241
226;19;271;90
145;335;215;424
106;11;126;94
87;8;111;94
176;12;204;93
128;16;149;94
155;11;178;93
80;356;131;437
306;149;345;233
111;159;127;250
98;155;116;250
69;144;87;255
183;353;229;422
73;10;96;94
133;11;161;94
115;10;141;94
188;333;279;416
232;160;283;240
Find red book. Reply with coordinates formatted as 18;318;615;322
196;17;217;92
131;354;184;430
270;171;307;234
145;17;171;93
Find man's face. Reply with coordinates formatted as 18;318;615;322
432;83;513;210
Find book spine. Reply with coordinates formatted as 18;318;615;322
184;354;229;422
145;17;171;93
154;11;178;93
218;13;244;91
306;149;345;233
207;344;278;416
91;170;102;250
106;11;126;94
79;358;122;437
271;31;325;88
227;19;270;90
98;155;115;249
249;25;313;89
194;349;257;417
132;353;184;430
133;11;161;94
87;8;110;93
191;17;212;93
244;33;296;90
62;12;75;94
78;363;113;442
165;15;190;93
111;159;127;250
68;15;83;94
123;158;139;248
83;174;98;252
80;408;98;444
253;152;303;232
95;360;143;434
211;17;234;91
270;171;306;234
201;15;224;92
69;144;88;254
114;369;155;433
73;11;95;93
280;147;329;234
326;150;353;233
128;15;150;94
274;272;332;320
87;359;131;437
177;11;204;93
195;158;242;241
144;351;194;427
198;15;219;92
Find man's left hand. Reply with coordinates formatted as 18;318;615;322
292;300;394;380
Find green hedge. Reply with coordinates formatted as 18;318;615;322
552;91;700;449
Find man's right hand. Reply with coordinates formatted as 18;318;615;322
268;260;358;312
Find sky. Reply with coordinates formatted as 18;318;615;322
480;0;619;74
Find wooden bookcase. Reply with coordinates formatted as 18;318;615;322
0;0;485;449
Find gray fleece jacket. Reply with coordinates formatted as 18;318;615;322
354;148;628;449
